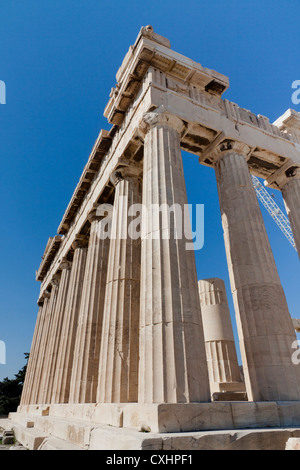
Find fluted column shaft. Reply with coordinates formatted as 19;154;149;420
214;142;300;401
281;175;300;259
20;295;49;404
69;210;110;403
198;278;243;394
43;260;72;403
36;279;60;404
51;242;88;403
138;110;210;404
97;167;142;403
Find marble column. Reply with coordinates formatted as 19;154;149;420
20;292;50;405
97;166;142;403
36;277;60;404
268;166;300;259
51;239;88;403
212;140;300;401
43;259;72;404
198;278;245;396
69;208;111;403
138;109;210;404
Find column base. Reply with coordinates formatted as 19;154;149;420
212;391;248;402
210;381;246;394
6;402;300;450
210;381;247;402
11;400;300;435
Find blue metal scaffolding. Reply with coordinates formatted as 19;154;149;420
251;174;296;251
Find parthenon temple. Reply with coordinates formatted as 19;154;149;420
8;26;300;450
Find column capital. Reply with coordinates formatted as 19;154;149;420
139;105;185;138
71;234;88;250
266;162;300;189
87;203;113;224
44;289;51;299
207;139;252;165
110;165;142;187
37;289;51;306
59;257;72;271
50;274;60;288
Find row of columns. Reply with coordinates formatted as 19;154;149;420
21;109;300;406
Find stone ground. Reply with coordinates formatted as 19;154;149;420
0;442;27;451
0;417;26;450
0;441;26;450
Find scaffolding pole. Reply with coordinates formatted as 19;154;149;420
251;175;296;251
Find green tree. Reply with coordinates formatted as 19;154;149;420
0;353;29;416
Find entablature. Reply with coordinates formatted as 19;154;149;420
36;26;300;290
36;235;62;282
104;26;229;126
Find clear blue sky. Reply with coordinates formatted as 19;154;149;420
0;0;300;380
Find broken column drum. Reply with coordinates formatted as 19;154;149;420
198;278;245;397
